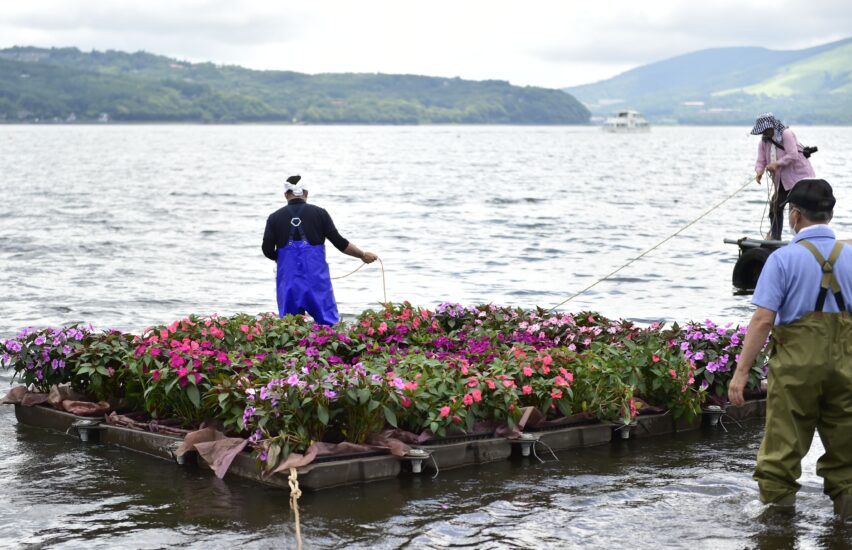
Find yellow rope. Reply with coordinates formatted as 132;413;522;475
289;467;303;550
331;257;388;305
549;175;756;312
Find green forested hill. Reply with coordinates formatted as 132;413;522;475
564;37;852;124
0;47;590;124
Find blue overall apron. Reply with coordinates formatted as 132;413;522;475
276;204;340;325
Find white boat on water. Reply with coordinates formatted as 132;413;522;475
602;110;650;133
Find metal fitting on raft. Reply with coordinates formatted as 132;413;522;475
402;448;431;473
508;432;540;457
702;405;726;427
71;419;102;443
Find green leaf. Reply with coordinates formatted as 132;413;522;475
317;404;329;425
186;384;201;408
382;405;397;427
357;388;370;405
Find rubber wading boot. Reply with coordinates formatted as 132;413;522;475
834;494;852;518
769;494;796;508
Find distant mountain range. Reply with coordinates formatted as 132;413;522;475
564;37;852;124
0;47;590;124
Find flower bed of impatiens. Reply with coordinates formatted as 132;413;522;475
1;303;766;474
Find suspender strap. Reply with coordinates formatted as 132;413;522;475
285;204;306;242
797;240;846;311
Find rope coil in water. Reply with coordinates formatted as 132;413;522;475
289;467;303;550
549;175;757;311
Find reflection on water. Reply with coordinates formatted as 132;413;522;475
2;126;852;547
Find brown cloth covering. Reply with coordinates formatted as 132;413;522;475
1;386;28;404
176;427;249;479
62;400;110;416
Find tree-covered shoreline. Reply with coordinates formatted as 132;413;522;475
0;47;591;125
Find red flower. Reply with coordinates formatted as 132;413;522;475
652;355;661;363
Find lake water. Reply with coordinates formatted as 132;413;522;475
2;125;852;548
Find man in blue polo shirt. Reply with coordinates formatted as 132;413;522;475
729;178;852;516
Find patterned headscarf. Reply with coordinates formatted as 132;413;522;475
283;175;307;197
750;113;787;144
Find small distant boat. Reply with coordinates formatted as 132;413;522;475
602;110;650;133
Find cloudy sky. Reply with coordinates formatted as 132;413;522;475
1;0;850;88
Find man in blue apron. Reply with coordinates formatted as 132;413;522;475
262;175;377;325
729;179;852;516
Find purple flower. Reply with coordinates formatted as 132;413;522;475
242;406;256;426
694;351;705;361
286;374;300;385
34;335;46;346
700;380;709;391
324;389;337;399
305;347;319;357
680;342;690;351
6;340;22;353
259;387;268;401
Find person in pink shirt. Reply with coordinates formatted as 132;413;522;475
752;113;815;240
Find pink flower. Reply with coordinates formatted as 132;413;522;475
193;372;202;384
669;369;677;379
554;376;568;386
378;322;388;334
463;394;474;406
486;379;496;390
439;406;451;417
652;355;661;363
522;385;533;395
452;415;462;424
502;379;515;388
541;355;553;366
404;381;418;391
472;389;482;402
551;389;563;399
240;324;249;333
401;396;412;408
170;355;185;368
151;370;161;381
523;366;533;377
177;367;189;378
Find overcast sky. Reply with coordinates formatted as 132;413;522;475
1;0;850;88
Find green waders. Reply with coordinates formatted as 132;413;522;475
754;241;852;510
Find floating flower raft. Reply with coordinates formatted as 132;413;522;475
1;303;768;491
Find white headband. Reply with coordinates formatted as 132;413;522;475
284;180;307;197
